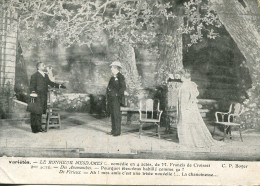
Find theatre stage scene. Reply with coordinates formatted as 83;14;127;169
0;0;260;160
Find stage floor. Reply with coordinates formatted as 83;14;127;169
0;112;260;160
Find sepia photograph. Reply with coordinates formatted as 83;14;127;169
0;0;260;185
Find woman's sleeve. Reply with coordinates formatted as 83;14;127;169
193;83;199;97
180;88;190;110
190;82;199;103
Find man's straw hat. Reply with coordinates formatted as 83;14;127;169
110;61;122;68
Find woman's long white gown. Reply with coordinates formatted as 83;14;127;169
177;80;221;148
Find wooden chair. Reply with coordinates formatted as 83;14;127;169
139;99;163;139
213;103;244;141
44;89;61;131
45;108;61;131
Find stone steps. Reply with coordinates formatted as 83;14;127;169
0;147;83;158
196;82;238;89
6;112;30;119
0;99;30;125
198;99;218;109
0;118;30;125
198;89;239;99
198;99;219;120
198;99;217;104
133;149;260;161
193;74;237;82
198;88;239;93
6;99;30;120
13;99;28;110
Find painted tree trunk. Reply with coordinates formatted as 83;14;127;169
211;0;260;128
156;16;184;84
118;43;142;105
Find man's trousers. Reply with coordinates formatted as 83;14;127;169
30;113;42;133
108;96;121;135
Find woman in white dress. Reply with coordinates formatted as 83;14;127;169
177;70;221;148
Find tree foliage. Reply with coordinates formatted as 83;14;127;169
3;0;176;49
183;0;222;46
2;0;221;49
2;0;223;106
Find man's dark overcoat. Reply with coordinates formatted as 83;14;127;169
29;72;60;133
106;72;126;136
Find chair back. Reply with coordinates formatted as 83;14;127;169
139;99;160;120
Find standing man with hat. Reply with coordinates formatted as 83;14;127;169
106;61;126;136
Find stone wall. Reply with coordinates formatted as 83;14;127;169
0;8;17;89
0;8;18;118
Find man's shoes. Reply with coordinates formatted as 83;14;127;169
108;130;116;135
39;128;47;132
112;134;120;137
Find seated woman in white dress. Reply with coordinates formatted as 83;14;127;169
177;69;222;148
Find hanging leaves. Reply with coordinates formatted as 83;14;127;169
183;0;222;46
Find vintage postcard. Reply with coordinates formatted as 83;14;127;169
0;0;260;185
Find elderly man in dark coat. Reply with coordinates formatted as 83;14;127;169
106;61;126;136
29;62;65;133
